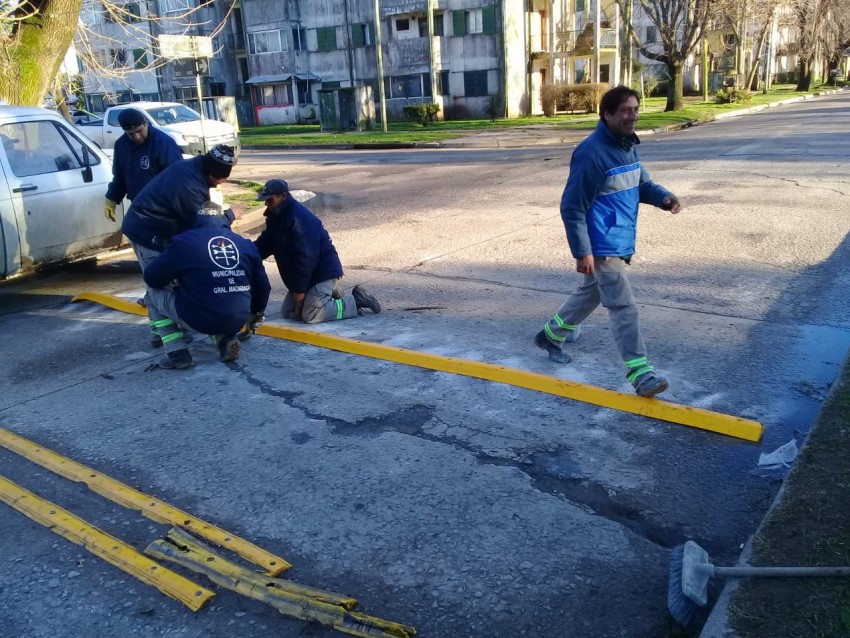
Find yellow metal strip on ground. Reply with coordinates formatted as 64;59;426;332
146;528;416;638
0;475;214;612
71;292;764;442
0;426;291;575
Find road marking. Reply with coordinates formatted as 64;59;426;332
0;426;291;574
146;527;416;638
71;292;764;442
0;475;214;612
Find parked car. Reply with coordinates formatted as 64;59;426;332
0;106;125;279
76;102;239;156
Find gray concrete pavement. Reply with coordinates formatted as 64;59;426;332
1;90;850;638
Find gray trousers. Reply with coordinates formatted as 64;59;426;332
545;257;647;366
133;242;189;353
282;278;358;324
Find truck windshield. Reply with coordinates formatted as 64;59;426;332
145;105;200;125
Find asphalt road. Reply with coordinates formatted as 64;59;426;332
1;92;850;638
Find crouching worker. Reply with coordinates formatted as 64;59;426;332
143;202;271;370
254;178;381;323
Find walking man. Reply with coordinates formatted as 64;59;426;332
534;86;682;398
103;108;182;222
253;179;381;323
143;202;270;370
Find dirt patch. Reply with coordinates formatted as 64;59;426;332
221;179;263;220
726;361;850;637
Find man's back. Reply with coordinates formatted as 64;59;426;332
144;216;270;336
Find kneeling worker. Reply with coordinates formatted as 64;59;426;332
143;202;270;369
254;179;381;323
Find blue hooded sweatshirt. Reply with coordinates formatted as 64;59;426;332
106;126;182;203
143;214;271;337
560;120;671;258
253;195;343;293
122;156;212;251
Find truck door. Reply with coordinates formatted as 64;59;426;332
0;159;18;278
103;108;127;149
0;118;120;268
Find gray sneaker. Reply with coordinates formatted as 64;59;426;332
533;330;570;364
632;372;669;398
352;285;381;314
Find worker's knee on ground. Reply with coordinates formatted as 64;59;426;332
301;305;323;324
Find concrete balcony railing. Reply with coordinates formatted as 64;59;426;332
529;27;617;54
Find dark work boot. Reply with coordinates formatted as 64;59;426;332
352;285;381;314
160;348;194;370
533;330;570;364
218;334;241;362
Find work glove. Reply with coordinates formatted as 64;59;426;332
104;198;117;222
247;312;264;332
239;312;265;341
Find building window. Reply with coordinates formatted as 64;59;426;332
174;86;197;101
384;74;435;99
576;0;586;10
453;6;495;36
297;80;313;104
645;26;657;43
248;29;283;54
351;22;374;47
255;84;291;106
160;0;194;14
292;27;306;51
315;26;337;51
463;70;488;97
396;18;410;31
437;70;450;96
418;13;445;37
209;82;226;96
110;49;127;67
126;3;141;22
211;35;222;56
132;48;147;69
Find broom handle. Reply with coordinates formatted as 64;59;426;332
714;566;850;578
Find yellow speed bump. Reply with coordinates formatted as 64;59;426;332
146;527;416;638
0;474;214;612
0;426;291;575
71;292;764;442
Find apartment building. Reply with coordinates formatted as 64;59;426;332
78;0;244;113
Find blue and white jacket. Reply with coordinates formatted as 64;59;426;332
560;120;671;258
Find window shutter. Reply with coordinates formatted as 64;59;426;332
453;10;466;36
133;48;147;69
317;27;336;51
351;24;364;47
368;21;376;45
482;5;496;33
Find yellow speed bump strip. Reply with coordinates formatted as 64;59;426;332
0;426;291;575
71;292;764;442
146;527;416;638
0;475;214;612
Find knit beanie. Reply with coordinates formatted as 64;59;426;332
201;144;237;179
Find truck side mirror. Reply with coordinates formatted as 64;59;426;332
81;144;93;183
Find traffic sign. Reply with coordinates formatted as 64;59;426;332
172;57;210;78
158;34;213;60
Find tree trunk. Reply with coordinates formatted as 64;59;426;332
665;59;684;111
0;0;83;106
795;58;813;91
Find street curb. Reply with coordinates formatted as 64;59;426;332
699;336;850;637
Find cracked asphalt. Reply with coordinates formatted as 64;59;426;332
1;91;850;637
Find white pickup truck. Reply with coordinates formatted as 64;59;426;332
0;106;125;279
77;101;239;156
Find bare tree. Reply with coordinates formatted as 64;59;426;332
715;0;782;90
0;0;83;106
0;0;228;110
615;0;713;111
790;0;850;90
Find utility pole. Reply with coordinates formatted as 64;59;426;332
373;0;388;132
427;0;438;102
593;0;601;83
703;38;709;101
